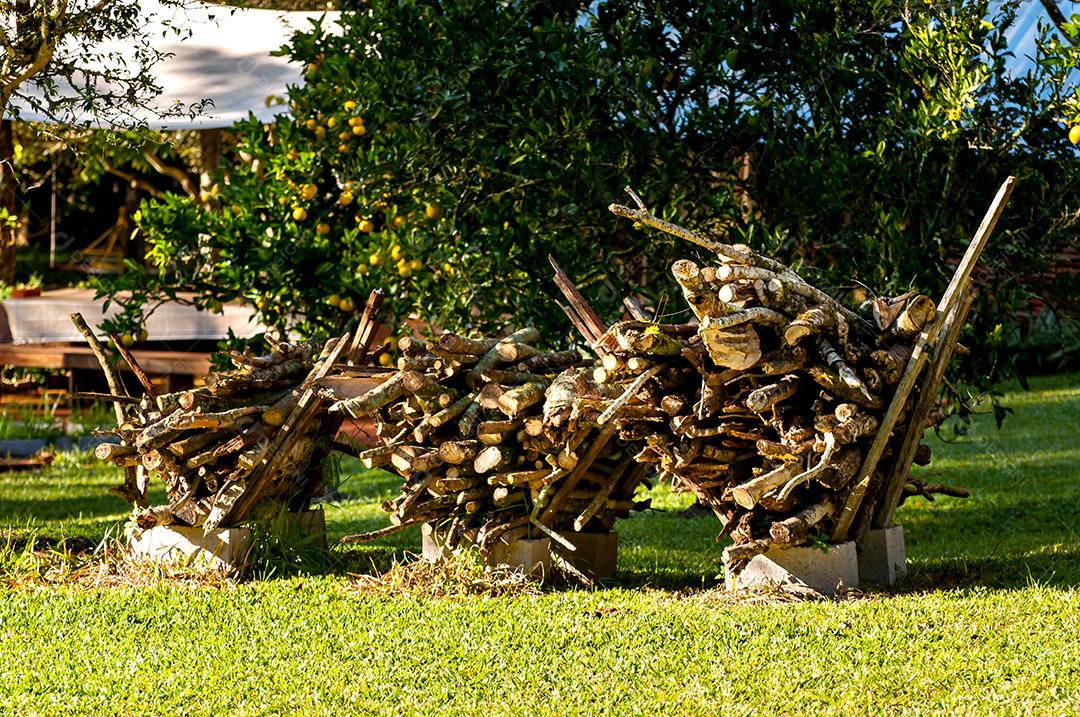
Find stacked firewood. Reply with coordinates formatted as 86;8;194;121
335;329;653;551
85;292;389;534
598;192;965;572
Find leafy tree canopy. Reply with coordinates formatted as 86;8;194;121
109;0;1080;379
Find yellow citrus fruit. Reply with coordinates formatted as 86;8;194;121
348;116;362;127
442;262;454;275
369;252;382;266
338;191;353;206
358;219;375;233
326;116;337;128
1070;125;1080;145
137;329;149;342
378;352;393;367
408;259;422;271
326;293;341;306
338;130;351;141
390;244;403;260
425;203;444;220
120;333;135;347
300;183;318;200
398;264;412;277
292;206;308;221
355;263;369;275
343;100;357;112
338;297;355;312
338;144;348;153
305;118;317;130
352;124;366;136
277;196;287;206
314;126;326;140
316;223;330;235
392;215;405;229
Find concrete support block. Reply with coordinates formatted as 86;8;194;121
726;541;860;596
858;525;907;586
420;523;452;563
421;523;552;576
127;508;325;573
552;531;618;580
128;524;255;572
489;537;552;576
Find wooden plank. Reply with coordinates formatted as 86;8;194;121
872;285;976;529
831;176;1015;542
549;256;607;343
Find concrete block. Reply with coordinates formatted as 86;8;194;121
128;509;326;573
420;523;452;563
128;524;254;572
726;541;859;596
552;531;618;580
858;525;907;586
421;523;551;576
489;537;552;576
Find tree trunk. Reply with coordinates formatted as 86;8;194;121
0;119;18;284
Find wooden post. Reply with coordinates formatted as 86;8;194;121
831;176;1015;542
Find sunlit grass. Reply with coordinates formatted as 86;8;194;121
0;374;1077;715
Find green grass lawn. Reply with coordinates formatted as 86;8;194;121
0;374;1078;715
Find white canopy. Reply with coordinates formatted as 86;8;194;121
6;1;339;130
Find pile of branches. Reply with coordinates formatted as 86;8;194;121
82;293;388;534
336;327;652;553
342;185;983;576
597;190;975;572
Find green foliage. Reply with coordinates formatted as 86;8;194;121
107;0;1080;379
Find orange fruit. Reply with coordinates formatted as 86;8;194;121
1070;125;1080;145
352;124;366;136
292;207;308;221
316;223;331;235
425;203;444;220
338;297;355;312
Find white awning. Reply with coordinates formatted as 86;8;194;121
5;1;339;130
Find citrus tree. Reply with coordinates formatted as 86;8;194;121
102;0;1080;377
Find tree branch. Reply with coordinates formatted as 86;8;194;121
1039;0;1080;48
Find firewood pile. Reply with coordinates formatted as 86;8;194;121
341;181;1001;578
600;189;990;572
80;292;390;534
334;329;653;552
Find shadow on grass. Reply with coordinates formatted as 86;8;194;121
0;495;131;523
897;546;1080;593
